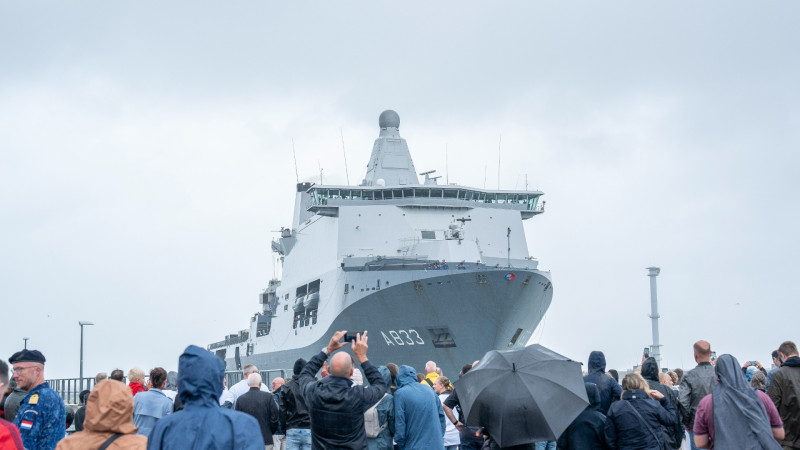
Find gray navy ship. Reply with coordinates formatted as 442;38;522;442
209;110;553;379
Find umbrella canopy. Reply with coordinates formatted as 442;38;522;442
454;344;589;447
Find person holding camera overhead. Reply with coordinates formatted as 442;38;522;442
298;331;387;449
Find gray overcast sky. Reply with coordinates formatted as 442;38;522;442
2;1;798;378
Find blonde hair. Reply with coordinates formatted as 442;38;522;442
436;376;454;392
667;371;679;385
128;367;145;383
621;372;648;395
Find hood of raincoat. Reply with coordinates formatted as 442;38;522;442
377;365;392;387
641;357;660;382
178;344;224;408
585;382;601;410
588;351;607;374
712;354;781;450
84;380;138;434
396;365;418;388
166;371;178;391
147;345;265;450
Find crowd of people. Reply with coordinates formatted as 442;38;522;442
1;334;798;450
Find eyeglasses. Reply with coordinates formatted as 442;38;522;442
12;366;37;374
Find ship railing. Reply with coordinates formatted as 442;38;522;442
225;369;288;389
208;333;250;350
47;377;97;405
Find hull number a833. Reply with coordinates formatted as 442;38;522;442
381;329;425;346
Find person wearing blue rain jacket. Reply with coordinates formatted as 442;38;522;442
367;366;395;450
584;351;622;415
147;345;264;450
394;365;445;450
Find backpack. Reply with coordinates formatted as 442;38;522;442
364;394;389;438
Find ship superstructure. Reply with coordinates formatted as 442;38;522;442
209;110;553;379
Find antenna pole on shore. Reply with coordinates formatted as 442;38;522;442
647;267;662;366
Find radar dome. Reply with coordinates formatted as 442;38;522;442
379;110;400;129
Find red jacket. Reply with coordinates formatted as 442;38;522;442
129;382;147;397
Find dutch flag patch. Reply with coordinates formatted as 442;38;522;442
20;420;33;430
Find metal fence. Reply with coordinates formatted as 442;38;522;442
47;378;96;405
48;368;289;405
225;369;288;389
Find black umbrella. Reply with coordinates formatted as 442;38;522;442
454;344;588;447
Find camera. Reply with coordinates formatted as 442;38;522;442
643;347;650;358
750;361;758;366
343;332;360;343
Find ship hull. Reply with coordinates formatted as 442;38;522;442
222;268;552;380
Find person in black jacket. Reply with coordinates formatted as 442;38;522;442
280;358;311;450
235;373;279;449
605;373;676;450
640;357;683;449
73;390;90;432
584;351;622;415
557;383;607;450
299;330;387;450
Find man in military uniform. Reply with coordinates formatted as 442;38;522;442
9;349;65;450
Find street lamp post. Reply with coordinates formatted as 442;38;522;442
79;321;94;392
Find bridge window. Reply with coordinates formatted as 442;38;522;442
421;230;436;240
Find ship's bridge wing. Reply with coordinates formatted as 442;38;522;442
306;185;545;219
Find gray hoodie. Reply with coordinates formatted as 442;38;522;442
3;378;28;422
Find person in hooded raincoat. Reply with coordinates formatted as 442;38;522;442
393;365;445;450
692;354;783;450
147;345;264;450
556;382;607;450
584;351;622;415
56;380;147;450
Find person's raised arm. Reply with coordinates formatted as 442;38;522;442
354;332;387;408
301;330;348;394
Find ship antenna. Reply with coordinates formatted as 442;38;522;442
445;143;449;185
497;134;502;190
507;226;511;268
318;160;323;185
340;127;350;185
483;165;487;189
292;138;299;184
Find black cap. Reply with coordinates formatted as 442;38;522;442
9;349;46;364
293;358;307;376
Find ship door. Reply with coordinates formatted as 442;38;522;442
234;347;242;370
